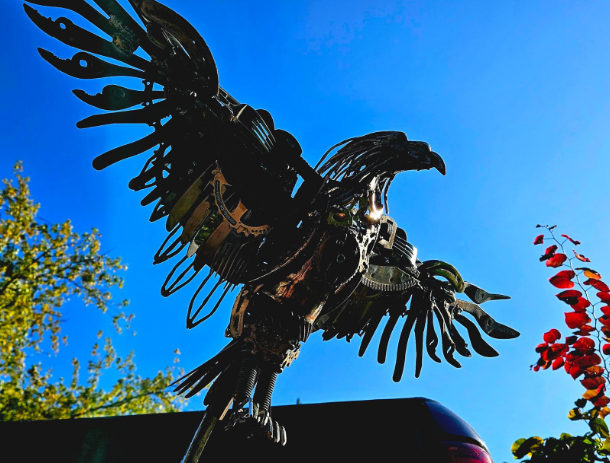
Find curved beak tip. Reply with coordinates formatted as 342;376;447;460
432;152;446;175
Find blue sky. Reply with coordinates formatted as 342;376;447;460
3;1;610;461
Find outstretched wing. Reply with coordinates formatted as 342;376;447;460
25;0;324;327
317;220;519;381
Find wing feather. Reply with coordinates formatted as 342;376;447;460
317;223;516;379
26;0;322;330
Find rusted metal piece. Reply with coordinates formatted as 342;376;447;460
229;289;250;338
167;172;211;231
181;201;212;245
212;169;270;237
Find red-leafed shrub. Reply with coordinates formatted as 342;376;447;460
513;226;610;462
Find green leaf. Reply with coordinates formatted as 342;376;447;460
511;438;526;459
600;438;610;455
591;418;610;438
511;436;544;459
569;408;582;421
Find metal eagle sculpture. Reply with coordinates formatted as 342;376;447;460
24;0;519;460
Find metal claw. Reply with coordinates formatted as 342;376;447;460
266;417;274;441
258;410;270;427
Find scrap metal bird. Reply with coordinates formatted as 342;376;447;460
24;0;519;460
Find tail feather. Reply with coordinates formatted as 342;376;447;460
172;340;240;395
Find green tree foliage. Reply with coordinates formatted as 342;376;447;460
0;162;184;420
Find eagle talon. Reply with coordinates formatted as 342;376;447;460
222;401;287;445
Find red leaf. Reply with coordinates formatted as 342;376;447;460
534;234;544;245
536;343;549;353
581;377;605;389
536;358;551;370
549;270;576;289
543;343;568;360
542;360;552;370
602;306;610;317
600;316;610;327
556;290;582;306
570;364;584;379
556;270;577;279
575;325;595;336
571;298;591;312
540;245;558;262
565;312;591;329
593;397;610;408
573;249;591;262
557;290;582;299
577;267;602;280
533;365;540;372
603;344;610;355
573;337;596;351
543;329;562;344
575;353;602;368
584;366;605;377
552;357;565;370
585;279;610;292
562;234;582;246
598;292;610;303
546;253;568;268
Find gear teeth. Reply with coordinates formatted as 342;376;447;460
362;275;417;292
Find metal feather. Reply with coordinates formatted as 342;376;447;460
393;308;418;382
454;314;499;357
425;310;441;363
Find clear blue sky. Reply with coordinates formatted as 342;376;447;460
3;1;610;461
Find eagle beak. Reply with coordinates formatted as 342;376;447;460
430;151;446;175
